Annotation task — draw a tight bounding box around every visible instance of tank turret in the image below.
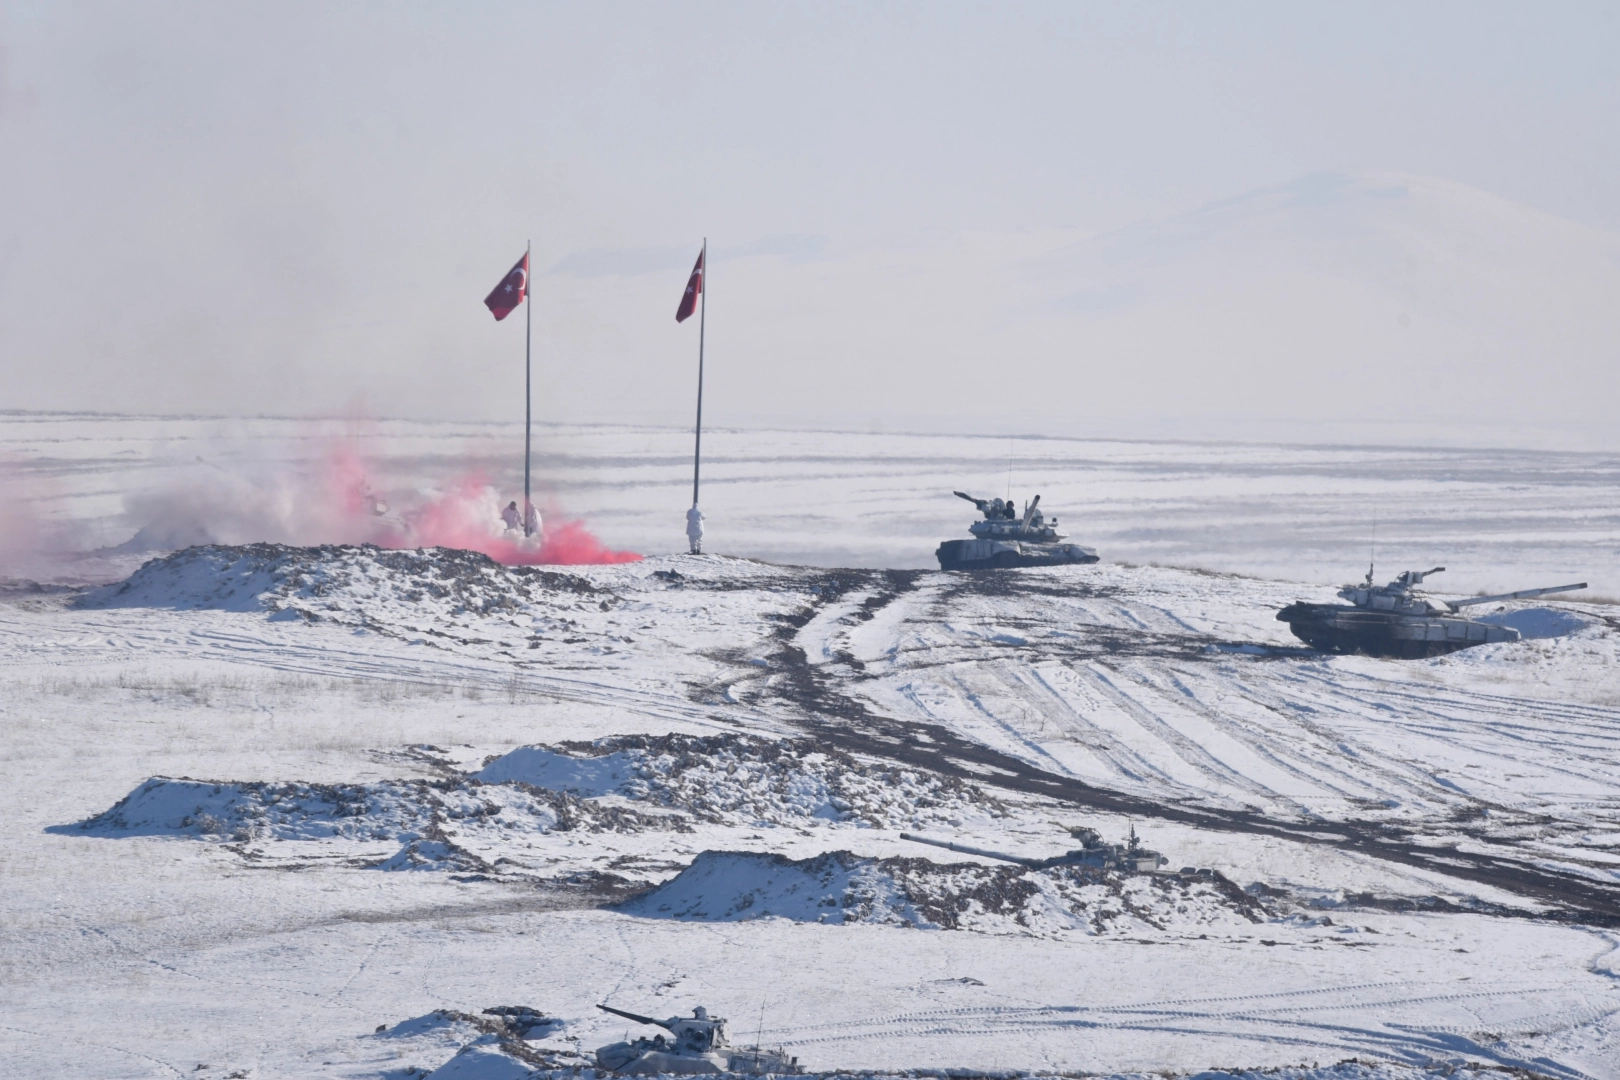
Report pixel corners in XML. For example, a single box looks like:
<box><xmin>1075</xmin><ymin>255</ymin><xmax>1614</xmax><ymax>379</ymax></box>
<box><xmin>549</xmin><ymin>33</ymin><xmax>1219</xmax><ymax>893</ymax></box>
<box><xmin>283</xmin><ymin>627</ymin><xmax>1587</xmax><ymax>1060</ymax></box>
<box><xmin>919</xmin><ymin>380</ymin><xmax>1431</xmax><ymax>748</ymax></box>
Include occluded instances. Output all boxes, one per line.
<box><xmin>900</xmin><ymin>825</ymin><xmax>1167</xmax><ymax>873</ymax></box>
<box><xmin>594</xmin><ymin>1004</ymin><xmax>801</xmax><ymax>1075</ymax></box>
<box><xmin>937</xmin><ymin>491</ymin><xmax>1099</xmax><ymax>571</ymax></box>
<box><xmin>1278</xmin><ymin>565</ymin><xmax>1587</xmax><ymax>659</ymax></box>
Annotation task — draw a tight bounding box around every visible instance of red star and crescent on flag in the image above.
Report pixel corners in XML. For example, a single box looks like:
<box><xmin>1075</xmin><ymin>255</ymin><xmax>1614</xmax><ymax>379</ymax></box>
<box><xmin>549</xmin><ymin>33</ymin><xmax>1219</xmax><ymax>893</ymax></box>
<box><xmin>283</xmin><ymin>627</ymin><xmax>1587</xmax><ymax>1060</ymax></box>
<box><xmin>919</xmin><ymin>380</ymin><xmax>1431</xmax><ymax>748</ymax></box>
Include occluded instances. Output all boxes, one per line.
<box><xmin>483</xmin><ymin>252</ymin><xmax>529</xmax><ymax>321</ymax></box>
<box><xmin>675</xmin><ymin>248</ymin><xmax>704</xmax><ymax>323</ymax></box>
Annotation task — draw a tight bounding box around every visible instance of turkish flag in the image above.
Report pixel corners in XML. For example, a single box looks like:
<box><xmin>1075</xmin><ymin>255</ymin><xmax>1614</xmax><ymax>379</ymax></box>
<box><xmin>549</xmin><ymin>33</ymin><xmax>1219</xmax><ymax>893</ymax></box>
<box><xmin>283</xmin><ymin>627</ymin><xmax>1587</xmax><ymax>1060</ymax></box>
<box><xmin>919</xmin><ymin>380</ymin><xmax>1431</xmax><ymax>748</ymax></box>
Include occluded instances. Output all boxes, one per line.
<box><xmin>675</xmin><ymin>248</ymin><xmax>703</xmax><ymax>323</ymax></box>
<box><xmin>484</xmin><ymin>252</ymin><xmax>528</xmax><ymax>321</ymax></box>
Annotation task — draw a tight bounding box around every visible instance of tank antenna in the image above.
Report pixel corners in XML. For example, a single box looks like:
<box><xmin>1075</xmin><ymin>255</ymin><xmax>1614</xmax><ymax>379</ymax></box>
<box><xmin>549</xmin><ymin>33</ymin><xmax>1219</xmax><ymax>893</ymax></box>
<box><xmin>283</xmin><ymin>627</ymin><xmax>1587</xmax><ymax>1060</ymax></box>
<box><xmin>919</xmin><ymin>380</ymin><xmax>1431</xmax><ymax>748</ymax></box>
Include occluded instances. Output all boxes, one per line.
<box><xmin>1006</xmin><ymin>437</ymin><xmax>1013</xmax><ymax>501</ymax></box>
<box><xmin>1367</xmin><ymin>511</ymin><xmax>1377</xmax><ymax>586</ymax></box>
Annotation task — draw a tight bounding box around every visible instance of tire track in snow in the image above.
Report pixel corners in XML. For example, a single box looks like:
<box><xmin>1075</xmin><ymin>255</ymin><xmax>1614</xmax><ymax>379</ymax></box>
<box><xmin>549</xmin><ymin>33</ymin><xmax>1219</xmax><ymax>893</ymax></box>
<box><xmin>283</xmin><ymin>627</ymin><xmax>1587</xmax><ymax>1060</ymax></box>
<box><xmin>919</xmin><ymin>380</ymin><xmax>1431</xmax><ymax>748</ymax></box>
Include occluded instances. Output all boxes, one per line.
<box><xmin>1253</xmin><ymin>667</ymin><xmax>1620</xmax><ymax>815</ymax></box>
<box><xmin>1020</xmin><ymin>661</ymin><xmax>1171</xmax><ymax>788</ymax></box>
<box><xmin>943</xmin><ymin>666</ymin><xmax>1084</xmax><ymax>779</ymax></box>
<box><xmin>1181</xmin><ymin>664</ymin><xmax>1499</xmax><ymax>814</ymax></box>
<box><xmin>773</xmin><ymin>988</ymin><xmax>1611</xmax><ymax>1079</ymax></box>
<box><xmin>11</xmin><ymin>561</ymin><xmax>1620</xmax><ymax>923</ymax></box>
<box><xmin>1075</xmin><ymin>660</ymin><xmax>1284</xmax><ymax>803</ymax></box>
<box><xmin>1149</xmin><ymin>665</ymin><xmax>1411</xmax><ymax>814</ymax></box>
<box><xmin>0</xmin><ymin>1023</ymin><xmax>187</xmax><ymax>1077</ymax></box>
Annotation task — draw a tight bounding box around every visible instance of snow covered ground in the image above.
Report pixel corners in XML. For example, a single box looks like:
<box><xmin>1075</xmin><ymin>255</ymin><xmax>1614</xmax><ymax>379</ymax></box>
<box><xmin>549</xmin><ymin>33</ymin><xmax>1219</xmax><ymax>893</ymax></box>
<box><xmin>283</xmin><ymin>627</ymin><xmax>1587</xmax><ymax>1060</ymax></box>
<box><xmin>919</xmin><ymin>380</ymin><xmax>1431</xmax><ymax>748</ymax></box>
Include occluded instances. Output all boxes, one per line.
<box><xmin>3</xmin><ymin>415</ymin><xmax>1619</xmax><ymax>1079</ymax></box>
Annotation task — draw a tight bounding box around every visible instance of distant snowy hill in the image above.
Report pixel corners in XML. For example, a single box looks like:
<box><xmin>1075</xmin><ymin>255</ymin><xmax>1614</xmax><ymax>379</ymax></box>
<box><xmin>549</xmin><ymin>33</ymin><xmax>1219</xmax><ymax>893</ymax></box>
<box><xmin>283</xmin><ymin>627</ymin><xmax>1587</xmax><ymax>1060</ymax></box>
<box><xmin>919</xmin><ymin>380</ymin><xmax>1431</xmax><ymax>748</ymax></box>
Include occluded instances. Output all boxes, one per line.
<box><xmin>1004</xmin><ymin>171</ymin><xmax>1620</xmax><ymax>434</ymax></box>
<box><xmin>531</xmin><ymin>170</ymin><xmax>1620</xmax><ymax>444</ymax></box>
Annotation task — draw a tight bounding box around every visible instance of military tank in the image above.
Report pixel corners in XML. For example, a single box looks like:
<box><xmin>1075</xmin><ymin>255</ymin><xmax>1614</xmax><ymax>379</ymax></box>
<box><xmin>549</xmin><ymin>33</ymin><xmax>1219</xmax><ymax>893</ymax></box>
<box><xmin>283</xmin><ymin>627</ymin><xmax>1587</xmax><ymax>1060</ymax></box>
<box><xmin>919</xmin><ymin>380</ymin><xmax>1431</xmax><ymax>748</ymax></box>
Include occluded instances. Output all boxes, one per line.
<box><xmin>901</xmin><ymin>824</ymin><xmax>1168</xmax><ymax>873</ymax></box>
<box><xmin>936</xmin><ymin>491</ymin><xmax>1099</xmax><ymax>571</ymax></box>
<box><xmin>594</xmin><ymin>1004</ymin><xmax>802</xmax><ymax>1075</ymax></box>
<box><xmin>1277</xmin><ymin>565</ymin><xmax>1587</xmax><ymax>659</ymax></box>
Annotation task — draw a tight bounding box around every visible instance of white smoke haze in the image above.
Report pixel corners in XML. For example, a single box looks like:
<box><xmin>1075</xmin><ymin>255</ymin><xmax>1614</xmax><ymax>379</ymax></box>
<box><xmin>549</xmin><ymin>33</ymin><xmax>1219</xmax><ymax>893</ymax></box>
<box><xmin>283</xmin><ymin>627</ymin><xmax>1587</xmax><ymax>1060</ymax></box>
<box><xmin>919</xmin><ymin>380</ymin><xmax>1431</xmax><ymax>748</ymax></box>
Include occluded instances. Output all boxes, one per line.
<box><xmin>0</xmin><ymin>419</ymin><xmax>644</xmax><ymax>583</ymax></box>
<box><xmin>0</xmin><ymin>460</ymin><xmax>46</xmax><ymax>581</ymax></box>
<box><xmin>115</xmin><ymin>446</ymin><xmax>375</xmax><ymax>551</ymax></box>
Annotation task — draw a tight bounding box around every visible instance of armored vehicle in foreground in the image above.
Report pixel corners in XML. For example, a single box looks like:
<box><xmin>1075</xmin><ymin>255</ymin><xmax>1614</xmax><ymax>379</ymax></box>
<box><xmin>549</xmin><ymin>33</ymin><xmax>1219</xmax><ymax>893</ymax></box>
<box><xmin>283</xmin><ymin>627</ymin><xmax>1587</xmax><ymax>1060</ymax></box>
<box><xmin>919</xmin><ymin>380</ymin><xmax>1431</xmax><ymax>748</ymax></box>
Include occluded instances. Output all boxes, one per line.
<box><xmin>902</xmin><ymin>824</ymin><xmax>1167</xmax><ymax>873</ymax></box>
<box><xmin>595</xmin><ymin>1004</ymin><xmax>801</xmax><ymax>1075</ymax></box>
<box><xmin>1277</xmin><ymin>566</ymin><xmax>1587</xmax><ymax>659</ymax></box>
<box><xmin>936</xmin><ymin>491</ymin><xmax>1099</xmax><ymax>571</ymax></box>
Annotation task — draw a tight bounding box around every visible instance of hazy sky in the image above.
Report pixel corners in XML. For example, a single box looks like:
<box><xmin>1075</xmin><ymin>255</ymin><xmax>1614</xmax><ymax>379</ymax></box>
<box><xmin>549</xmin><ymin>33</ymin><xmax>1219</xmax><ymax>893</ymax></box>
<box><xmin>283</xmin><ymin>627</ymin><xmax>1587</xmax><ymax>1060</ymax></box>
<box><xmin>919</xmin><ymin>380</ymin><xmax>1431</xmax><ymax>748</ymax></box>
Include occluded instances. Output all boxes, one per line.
<box><xmin>2</xmin><ymin>2</ymin><xmax>1618</xmax><ymax>444</ymax></box>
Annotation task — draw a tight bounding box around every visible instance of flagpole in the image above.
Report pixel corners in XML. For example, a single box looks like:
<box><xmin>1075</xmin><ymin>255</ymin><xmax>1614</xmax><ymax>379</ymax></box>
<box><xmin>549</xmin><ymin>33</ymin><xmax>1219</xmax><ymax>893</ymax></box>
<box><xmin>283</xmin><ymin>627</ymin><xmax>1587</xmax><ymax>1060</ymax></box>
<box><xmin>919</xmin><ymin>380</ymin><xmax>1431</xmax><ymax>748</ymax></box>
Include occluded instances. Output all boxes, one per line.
<box><xmin>692</xmin><ymin>238</ymin><xmax>706</xmax><ymax>513</ymax></box>
<box><xmin>523</xmin><ymin>239</ymin><xmax>533</xmax><ymax>536</ymax></box>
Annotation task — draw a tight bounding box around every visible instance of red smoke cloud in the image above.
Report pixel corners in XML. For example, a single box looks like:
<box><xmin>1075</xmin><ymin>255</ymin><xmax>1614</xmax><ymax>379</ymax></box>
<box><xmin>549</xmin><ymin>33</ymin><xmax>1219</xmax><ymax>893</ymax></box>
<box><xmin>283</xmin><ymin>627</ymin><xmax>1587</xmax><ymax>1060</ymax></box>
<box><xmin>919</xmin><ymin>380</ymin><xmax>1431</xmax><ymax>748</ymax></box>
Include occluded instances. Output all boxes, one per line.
<box><xmin>387</xmin><ymin>470</ymin><xmax>640</xmax><ymax>566</ymax></box>
<box><xmin>118</xmin><ymin>437</ymin><xmax>642</xmax><ymax>567</ymax></box>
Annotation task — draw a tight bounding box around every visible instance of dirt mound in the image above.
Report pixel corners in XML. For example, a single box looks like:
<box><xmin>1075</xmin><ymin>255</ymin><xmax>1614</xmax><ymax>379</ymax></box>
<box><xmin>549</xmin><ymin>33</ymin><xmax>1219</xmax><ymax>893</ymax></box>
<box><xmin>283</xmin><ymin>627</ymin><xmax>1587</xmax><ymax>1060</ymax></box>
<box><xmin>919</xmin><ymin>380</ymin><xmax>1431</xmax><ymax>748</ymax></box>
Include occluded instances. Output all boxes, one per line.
<box><xmin>478</xmin><ymin>733</ymin><xmax>1005</xmax><ymax>830</ymax></box>
<box><xmin>619</xmin><ymin>849</ymin><xmax>1268</xmax><ymax>936</ymax></box>
<box><xmin>75</xmin><ymin>542</ymin><xmax>605</xmax><ymax>619</ymax></box>
<box><xmin>56</xmin><ymin>774</ymin><xmax>682</xmax><ymax>845</ymax></box>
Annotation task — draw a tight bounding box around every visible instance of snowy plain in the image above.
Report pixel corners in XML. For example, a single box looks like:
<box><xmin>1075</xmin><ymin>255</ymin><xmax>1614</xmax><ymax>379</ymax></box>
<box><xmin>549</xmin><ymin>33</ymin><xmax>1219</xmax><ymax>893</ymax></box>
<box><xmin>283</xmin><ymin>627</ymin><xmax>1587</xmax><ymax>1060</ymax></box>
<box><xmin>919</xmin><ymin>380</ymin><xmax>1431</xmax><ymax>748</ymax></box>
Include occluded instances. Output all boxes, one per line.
<box><xmin>2</xmin><ymin>412</ymin><xmax>1619</xmax><ymax>1080</ymax></box>
<box><xmin>3</xmin><ymin>411</ymin><xmax>1615</xmax><ymax>594</ymax></box>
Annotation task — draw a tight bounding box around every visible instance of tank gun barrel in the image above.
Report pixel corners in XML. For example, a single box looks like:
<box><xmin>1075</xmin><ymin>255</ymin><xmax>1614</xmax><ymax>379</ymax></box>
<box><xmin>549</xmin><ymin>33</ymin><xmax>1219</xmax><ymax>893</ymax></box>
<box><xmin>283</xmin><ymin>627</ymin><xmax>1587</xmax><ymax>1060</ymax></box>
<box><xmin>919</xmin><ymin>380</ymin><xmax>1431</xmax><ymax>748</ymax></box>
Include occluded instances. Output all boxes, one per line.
<box><xmin>1448</xmin><ymin>582</ymin><xmax>1587</xmax><ymax>609</ymax></box>
<box><xmin>1019</xmin><ymin>494</ymin><xmax>1041</xmax><ymax>533</ymax></box>
<box><xmin>953</xmin><ymin>490</ymin><xmax>991</xmax><ymax>512</ymax></box>
<box><xmin>899</xmin><ymin>832</ymin><xmax>1044</xmax><ymax>867</ymax></box>
<box><xmin>597</xmin><ymin>1004</ymin><xmax>673</xmax><ymax>1031</ymax></box>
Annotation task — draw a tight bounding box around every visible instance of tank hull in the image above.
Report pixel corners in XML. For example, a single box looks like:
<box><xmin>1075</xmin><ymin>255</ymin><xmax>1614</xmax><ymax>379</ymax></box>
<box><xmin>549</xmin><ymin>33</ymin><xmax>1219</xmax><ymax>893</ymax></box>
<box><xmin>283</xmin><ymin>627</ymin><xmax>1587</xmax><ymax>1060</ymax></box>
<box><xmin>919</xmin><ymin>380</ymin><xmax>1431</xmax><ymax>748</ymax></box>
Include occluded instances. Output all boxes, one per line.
<box><xmin>597</xmin><ymin>1048</ymin><xmax>726</xmax><ymax>1075</ymax></box>
<box><xmin>597</xmin><ymin>1047</ymin><xmax>799</xmax><ymax>1075</ymax></box>
<box><xmin>1276</xmin><ymin>602</ymin><xmax>1520</xmax><ymax>659</ymax></box>
<box><xmin>937</xmin><ymin>538</ymin><xmax>1099</xmax><ymax>571</ymax></box>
